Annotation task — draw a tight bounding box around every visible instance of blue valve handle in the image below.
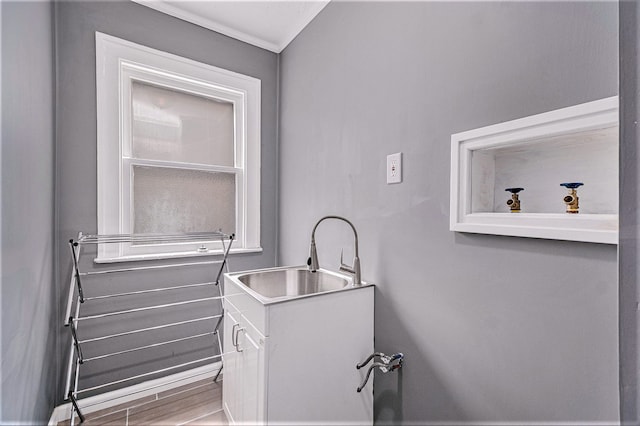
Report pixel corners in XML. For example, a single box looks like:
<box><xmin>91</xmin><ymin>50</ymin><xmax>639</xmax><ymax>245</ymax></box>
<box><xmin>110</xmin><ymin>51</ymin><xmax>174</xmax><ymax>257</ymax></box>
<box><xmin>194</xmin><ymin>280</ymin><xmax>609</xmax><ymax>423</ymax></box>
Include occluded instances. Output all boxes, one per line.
<box><xmin>390</xmin><ymin>353</ymin><xmax>404</xmax><ymax>361</ymax></box>
<box><xmin>560</xmin><ymin>182</ymin><xmax>583</xmax><ymax>189</ymax></box>
<box><xmin>505</xmin><ymin>187</ymin><xmax>524</xmax><ymax>194</ymax></box>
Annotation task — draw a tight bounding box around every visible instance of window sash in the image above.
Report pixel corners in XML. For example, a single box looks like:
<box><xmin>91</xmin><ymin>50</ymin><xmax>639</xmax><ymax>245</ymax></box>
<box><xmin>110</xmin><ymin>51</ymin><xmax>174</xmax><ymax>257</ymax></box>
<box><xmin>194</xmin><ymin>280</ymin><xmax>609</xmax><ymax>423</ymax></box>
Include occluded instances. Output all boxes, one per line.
<box><xmin>119</xmin><ymin>64</ymin><xmax>245</xmax><ymax>259</ymax></box>
<box><xmin>130</xmin><ymin>80</ymin><xmax>236</xmax><ymax>167</ymax></box>
<box><xmin>121</xmin><ymin>63</ymin><xmax>246</xmax><ymax>167</ymax></box>
<box><xmin>120</xmin><ymin>158</ymin><xmax>243</xmax><ymax>258</ymax></box>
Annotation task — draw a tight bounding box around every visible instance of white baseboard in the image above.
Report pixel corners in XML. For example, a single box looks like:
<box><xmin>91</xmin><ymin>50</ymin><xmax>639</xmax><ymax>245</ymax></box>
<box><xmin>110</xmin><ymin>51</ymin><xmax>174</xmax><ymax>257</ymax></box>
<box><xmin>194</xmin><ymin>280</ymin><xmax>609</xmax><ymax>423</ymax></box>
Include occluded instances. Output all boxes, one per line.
<box><xmin>48</xmin><ymin>362</ymin><xmax>222</xmax><ymax>425</ymax></box>
<box><xmin>48</xmin><ymin>405</ymin><xmax>70</xmax><ymax>426</ymax></box>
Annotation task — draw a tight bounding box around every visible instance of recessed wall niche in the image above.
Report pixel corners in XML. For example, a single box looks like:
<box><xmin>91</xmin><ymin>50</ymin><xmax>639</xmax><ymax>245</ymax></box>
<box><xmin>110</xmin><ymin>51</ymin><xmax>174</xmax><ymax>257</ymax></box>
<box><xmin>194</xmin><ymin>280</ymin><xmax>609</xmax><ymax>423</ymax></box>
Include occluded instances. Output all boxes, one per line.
<box><xmin>450</xmin><ymin>96</ymin><xmax>618</xmax><ymax>244</ymax></box>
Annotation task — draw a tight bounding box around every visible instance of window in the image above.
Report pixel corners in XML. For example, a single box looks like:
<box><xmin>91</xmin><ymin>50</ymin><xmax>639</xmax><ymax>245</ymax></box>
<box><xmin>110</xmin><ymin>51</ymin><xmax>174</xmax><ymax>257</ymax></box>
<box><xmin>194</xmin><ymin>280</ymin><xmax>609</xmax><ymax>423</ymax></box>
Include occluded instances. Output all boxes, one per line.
<box><xmin>96</xmin><ymin>32</ymin><xmax>261</xmax><ymax>261</ymax></box>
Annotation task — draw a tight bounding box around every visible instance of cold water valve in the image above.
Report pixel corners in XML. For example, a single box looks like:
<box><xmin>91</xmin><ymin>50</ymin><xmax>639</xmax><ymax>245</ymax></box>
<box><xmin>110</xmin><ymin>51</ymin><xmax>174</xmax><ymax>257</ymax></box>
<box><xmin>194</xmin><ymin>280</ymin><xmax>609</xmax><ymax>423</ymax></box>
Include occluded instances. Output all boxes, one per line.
<box><xmin>560</xmin><ymin>182</ymin><xmax>584</xmax><ymax>214</ymax></box>
<box><xmin>505</xmin><ymin>187</ymin><xmax>524</xmax><ymax>212</ymax></box>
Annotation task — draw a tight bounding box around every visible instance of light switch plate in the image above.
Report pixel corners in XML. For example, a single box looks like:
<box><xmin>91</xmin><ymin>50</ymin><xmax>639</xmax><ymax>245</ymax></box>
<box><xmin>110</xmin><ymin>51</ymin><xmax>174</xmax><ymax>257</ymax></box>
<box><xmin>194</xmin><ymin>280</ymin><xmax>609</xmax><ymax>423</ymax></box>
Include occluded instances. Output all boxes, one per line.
<box><xmin>387</xmin><ymin>152</ymin><xmax>402</xmax><ymax>184</ymax></box>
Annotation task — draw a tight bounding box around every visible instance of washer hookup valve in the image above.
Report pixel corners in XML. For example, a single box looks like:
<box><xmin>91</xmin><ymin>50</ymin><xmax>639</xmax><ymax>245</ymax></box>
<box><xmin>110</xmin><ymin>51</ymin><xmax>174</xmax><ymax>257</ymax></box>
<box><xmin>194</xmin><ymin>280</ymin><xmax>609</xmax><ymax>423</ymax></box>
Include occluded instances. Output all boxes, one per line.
<box><xmin>560</xmin><ymin>182</ymin><xmax>584</xmax><ymax>214</ymax></box>
<box><xmin>505</xmin><ymin>187</ymin><xmax>524</xmax><ymax>212</ymax></box>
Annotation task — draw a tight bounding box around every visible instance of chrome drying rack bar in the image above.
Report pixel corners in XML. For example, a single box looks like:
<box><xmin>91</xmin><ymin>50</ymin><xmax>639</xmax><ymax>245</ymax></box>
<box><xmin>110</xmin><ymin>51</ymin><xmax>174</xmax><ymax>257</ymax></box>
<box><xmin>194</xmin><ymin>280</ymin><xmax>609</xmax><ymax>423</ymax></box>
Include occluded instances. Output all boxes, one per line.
<box><xmin>63</xmin><ymin>232</ymin><xmax>234</xmax><ymax>424</ymax></box>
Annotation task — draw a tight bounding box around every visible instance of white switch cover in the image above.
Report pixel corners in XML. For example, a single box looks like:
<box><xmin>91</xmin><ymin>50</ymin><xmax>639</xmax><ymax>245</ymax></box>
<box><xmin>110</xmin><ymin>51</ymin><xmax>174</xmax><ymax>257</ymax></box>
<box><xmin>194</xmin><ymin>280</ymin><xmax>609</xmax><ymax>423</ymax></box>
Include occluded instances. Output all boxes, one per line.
<box><xmin>387</xmin><ymin>152</ymin><xmax>402</xmax><ymax>184</ymax></box>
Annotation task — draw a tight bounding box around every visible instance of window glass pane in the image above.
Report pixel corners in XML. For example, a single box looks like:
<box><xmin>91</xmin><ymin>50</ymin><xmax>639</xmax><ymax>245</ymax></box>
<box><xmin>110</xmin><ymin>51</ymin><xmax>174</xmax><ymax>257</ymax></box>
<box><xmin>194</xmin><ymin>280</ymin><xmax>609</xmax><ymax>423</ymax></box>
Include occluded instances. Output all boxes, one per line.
<box><xmin>132</xmin><ymin>165</ymin><xmax>236</xmax><ymax>235</ymax></box>
<box><xmin>131</xmin><ymin>81</ymin><xmax>234</xmax><ymax>167</ymax></box>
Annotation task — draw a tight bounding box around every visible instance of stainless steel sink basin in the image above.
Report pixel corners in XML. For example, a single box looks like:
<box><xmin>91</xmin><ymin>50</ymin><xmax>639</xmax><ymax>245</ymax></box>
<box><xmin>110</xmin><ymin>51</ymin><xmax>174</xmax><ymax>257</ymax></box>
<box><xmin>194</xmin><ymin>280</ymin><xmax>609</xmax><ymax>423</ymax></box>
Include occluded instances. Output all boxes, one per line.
<box><xmin>237</xmin><ymin>268</ymin><xmax>349</xmax><ymax>299</ymax></box>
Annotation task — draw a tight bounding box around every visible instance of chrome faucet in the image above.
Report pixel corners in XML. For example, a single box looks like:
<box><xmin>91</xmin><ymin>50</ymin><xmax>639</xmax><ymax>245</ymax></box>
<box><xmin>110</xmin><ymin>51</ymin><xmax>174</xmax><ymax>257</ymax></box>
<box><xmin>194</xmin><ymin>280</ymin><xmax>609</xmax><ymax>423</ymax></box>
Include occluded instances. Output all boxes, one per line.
<box><xmin>307</xmin><ymin>215</ymin><xmax>362</xmax><ymax>285</ymax></box>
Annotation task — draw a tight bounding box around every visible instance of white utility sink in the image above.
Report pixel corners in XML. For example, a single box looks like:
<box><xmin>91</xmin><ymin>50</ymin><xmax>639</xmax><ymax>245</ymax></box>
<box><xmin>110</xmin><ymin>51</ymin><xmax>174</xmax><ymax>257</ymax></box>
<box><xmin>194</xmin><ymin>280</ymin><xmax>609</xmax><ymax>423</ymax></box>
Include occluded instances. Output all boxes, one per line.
<box><xmin>222</xmin><ymin>266</ymin><xmax>374</xmax><ymax>425</ymax></box>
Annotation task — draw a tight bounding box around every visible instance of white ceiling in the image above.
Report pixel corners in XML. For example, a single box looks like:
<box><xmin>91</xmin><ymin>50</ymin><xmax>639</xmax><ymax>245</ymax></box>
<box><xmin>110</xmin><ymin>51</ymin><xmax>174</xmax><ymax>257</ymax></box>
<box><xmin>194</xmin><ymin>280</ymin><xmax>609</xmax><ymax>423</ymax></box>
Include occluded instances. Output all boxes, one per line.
<box><xmin>132</xmin><ymin>0</ymin><xmax>330</xmax><ymax>53</ymax></box>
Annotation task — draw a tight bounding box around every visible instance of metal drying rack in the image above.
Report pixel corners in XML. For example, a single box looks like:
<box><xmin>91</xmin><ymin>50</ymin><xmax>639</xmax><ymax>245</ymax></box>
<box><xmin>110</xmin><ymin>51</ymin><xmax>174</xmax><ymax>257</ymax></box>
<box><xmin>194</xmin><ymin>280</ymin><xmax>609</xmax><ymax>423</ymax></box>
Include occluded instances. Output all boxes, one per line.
<box><xmin>63</xmin><ymin>231</ymin><xmax>234</xmax><ymax>424</ymax></box>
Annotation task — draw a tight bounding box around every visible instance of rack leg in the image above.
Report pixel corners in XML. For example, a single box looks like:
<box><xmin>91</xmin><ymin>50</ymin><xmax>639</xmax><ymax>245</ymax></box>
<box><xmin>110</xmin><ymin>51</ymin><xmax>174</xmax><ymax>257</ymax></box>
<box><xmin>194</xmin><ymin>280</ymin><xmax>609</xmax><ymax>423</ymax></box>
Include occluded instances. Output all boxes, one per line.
<box><xmin>214</xmin><ymin>234</ymin><xmax>234</xmax><ymax>285</ymax></box>
<box><xmin>69</xmin><ymin>318</ymin><xmax>84</xmax><ymax>364</ymax></box>
<box><xmin>68</xmin><ymin>391</ymin><xmax>85</xmax><ymax>423</ymax></box>
<box><xmin>213</xmin><ymin>315</ymin><xmax>224</xmax><ymax>334</ymax></box>
<box><xmin>213</xmin><ymin>365</ymin><xmax>223</xmax><ymax>383</ymax></box>
<box><xmin>213</xmin><ymin>330</ymin><xmax>223</xmax><ymax>383</ymax></box>
<box><xmin>69</xmin><ymin>241</ymin><xmax>85</xmax><ymax>303</ymax></box>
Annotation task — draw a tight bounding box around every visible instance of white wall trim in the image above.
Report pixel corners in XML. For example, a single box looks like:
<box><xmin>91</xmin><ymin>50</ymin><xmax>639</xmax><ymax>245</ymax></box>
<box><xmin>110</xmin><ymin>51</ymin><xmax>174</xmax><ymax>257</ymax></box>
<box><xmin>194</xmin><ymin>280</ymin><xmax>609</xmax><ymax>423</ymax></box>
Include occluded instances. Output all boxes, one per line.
<box><xmin>276</xmin><ymin>1</ymin><xmax>330</xmax><ymax>51</ymax></box>
<box><xmin>48</xmin><ymin>362</ymin><xmax>221</xmax><ymax>425</ymax></box>
<box><xmin>450</xmin><ymin>96</ymin><xmax>619</xmax><ymax>244</ymax></box>
<box><xmin>96</xmin><ymin>32</ymin><xmax>261</xmax><ymax>261</ymax></box>
<box><xmin>131</xmin><ymin>0</ymin><xmax>281</xmax><ymax>52</ymax></box>
<box><xmin>130</xmin><ymin>0</ymin><xmax>329</xmax><ymax>53</ymax></box>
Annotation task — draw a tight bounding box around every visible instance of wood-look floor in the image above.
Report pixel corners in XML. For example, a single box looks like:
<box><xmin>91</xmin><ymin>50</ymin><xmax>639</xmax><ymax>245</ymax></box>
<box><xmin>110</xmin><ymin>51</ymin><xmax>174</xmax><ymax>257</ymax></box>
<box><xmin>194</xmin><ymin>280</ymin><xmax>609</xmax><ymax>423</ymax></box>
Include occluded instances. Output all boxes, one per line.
<box><xmin>58</xmin><ymin>379</ymin><xmax>227</xmax><ymax>426</ymax></box>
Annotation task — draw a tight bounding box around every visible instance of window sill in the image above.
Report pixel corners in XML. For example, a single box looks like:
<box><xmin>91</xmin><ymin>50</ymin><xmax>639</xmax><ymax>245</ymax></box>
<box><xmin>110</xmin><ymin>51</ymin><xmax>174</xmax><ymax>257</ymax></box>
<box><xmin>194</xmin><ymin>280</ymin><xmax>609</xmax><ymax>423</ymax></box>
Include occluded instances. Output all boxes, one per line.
<box><xmin>94</xmin><ymin>246</ymin><xmax>263</xmax><ymax>264</ymax></box>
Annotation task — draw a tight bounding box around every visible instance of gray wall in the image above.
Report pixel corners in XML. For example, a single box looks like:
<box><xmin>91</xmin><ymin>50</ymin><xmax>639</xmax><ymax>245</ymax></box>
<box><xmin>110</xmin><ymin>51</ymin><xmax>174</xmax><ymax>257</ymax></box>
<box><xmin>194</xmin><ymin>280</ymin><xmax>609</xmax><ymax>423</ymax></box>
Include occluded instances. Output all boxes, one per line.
<box><xmin>619</xmin><ymin>0</ymin><xmax>639</xmax><ymax>423</ymax></box>
<box><xmin>55</xmin><ymin>0</ymin><xmax>278</xmax><ymax>403</ymax></box>
<box><xmin>1</xmin><ymin>0</ymin><xmax>57</xmax><ymax>422</ymax></box>
<box><xmin>279</xmin><ymin>2</ymin><xmax>619</xmax><ymax>423</ymax></box>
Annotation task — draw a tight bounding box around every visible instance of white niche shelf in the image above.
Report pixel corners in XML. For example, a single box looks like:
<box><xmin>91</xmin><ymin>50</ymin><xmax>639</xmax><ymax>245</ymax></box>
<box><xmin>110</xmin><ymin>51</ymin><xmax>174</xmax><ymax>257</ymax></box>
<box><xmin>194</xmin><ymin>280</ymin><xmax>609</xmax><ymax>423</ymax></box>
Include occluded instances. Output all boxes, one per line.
<box><xmin>450</xmin><ymin>96</ymin><xmax>618</xmax><ymax>244</ymax></box>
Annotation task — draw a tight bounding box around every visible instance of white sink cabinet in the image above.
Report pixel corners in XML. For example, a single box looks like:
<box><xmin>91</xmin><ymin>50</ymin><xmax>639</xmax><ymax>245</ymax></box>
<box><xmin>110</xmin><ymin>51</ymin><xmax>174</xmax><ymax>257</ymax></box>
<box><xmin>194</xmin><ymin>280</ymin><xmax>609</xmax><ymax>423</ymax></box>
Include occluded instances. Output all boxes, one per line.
<box><xmin>222</xmin><ymin>267</ymin><xmax>374</xmax><ymax>425</ymax></box>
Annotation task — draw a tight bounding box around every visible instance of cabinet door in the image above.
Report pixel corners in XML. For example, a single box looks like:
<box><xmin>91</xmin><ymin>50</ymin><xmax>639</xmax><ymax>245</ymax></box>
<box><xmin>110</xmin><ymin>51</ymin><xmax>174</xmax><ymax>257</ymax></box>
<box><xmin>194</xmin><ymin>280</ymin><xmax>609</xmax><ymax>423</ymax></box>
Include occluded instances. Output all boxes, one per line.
<box><xmin>237</xmin><ymin>321</ymin><xmax>265</xmax><ymax>424</ymax></box>
<box><xmin>222</xmin><ymin>309</ymin><xmax>240</xmax><ymax>424</ymax></box>
<box><xmin>224</xmin><ymin>305</ymin><xmax>266</xmax><ymax>425</ymax></box>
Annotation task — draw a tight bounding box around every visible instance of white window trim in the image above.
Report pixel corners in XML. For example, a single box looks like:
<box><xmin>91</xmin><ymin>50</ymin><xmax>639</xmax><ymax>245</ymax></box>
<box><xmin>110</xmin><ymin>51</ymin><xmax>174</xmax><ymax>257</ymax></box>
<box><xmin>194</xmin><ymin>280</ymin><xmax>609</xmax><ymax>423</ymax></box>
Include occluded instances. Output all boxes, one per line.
<box><xmin>96</xmin><ymin>32</ymin><xmax>261</xmax><ymax>262</ymax></box>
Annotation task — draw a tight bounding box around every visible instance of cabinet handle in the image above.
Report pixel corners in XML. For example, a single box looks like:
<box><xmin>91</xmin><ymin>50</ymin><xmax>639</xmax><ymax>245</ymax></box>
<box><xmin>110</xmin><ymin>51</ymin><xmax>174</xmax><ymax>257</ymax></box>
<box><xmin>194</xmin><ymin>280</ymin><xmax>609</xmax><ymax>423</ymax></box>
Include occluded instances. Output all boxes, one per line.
<box><xmin>232</xmin><ymin>324</ymin><xmax>239</xmax><ymax>350</ymax></box>
<box><xmin>232</xmin><ymin>323</ymin><xmax>245</xmax><ymax>352</ymax></box>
